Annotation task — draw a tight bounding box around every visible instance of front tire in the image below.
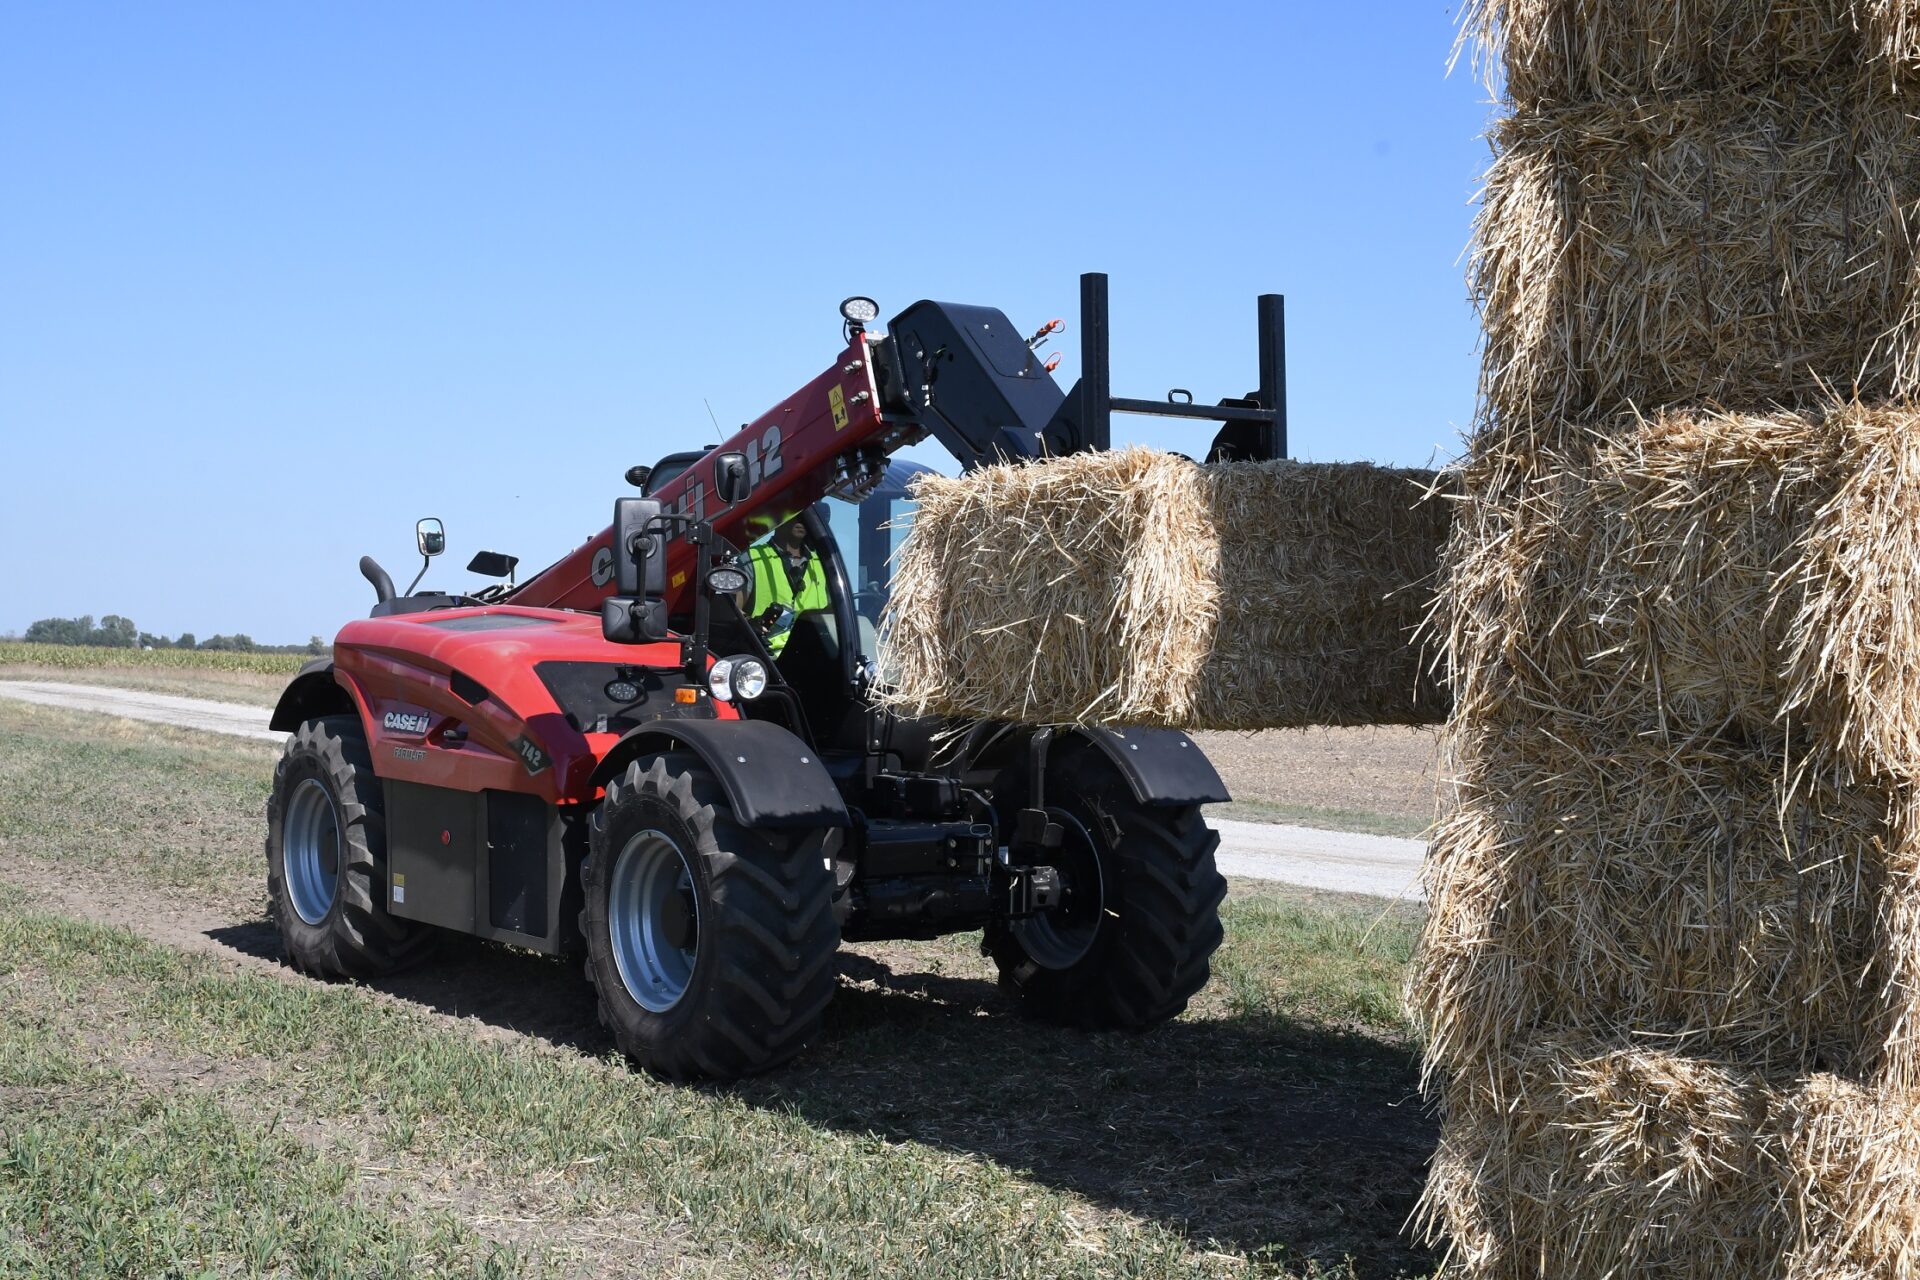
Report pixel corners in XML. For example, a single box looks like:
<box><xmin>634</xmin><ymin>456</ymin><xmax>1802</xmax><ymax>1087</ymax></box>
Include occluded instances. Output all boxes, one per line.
<box><xmin>266</xmin><ymin>715</ymin><xmax>431</xmax><ymax>979</ymax></box>
<box><xmin>582</xmin><ymin>752</ymin><xmax>838</xmax><ymax>1079</ymax></box>
<box><xmin>988</xmin><ymin>740</ymin><xmax>1227</xmax><ymax>1029</ymax></box>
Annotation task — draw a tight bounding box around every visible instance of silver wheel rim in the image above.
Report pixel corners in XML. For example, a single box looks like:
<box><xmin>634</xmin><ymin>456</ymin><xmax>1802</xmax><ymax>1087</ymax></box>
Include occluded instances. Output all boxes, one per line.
<box><xmin>1012</xmin><ymin>808</ymin><xmax>1106</xmax><ymax>970</ymax></box>
<box><xmin>608</xmin><ymin>829</ymin><xmax>700</xmax><ymax>1013</ymax></box>
<box><xmin>285</xmin><ymin>777</ymin><xmax>342</xmax><ymax>926</ymax></box>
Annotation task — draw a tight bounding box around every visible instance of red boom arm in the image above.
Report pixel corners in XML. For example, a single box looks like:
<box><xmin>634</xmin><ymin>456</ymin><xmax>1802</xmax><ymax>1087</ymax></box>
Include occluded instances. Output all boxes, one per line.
<box><xmin>507</xmin><ymin>333</ymin><xmax>912</xmax><ymax>614</ymax></box>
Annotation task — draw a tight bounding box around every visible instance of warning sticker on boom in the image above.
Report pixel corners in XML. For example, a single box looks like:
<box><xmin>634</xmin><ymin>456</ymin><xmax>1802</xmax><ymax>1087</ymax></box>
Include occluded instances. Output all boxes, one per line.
<box><xmin>828</xmin><ymin>384</ymin><xmax>848</xmax><ymax>431</ymax></box>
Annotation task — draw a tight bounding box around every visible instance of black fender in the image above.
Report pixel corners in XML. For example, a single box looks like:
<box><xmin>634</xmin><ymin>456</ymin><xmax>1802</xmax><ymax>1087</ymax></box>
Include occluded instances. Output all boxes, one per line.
<box><xmin>1075</xmin><ymin>726</ymin><xmax>1230</xmax><ymax>807</ymax></box>
<box><xmin>269</xmin><ymin>659</ymin><xmax>355</xmax><ymax>732</ymax></box>
<box><xmin>586</xmin><ymin>718</ymin><xmax>849</xmax><ymax>830</ymax></box>
<box><xmin>958</xmin><ymin>723</ymin><xmax>1230</xmax><ymax>807</ymax></box>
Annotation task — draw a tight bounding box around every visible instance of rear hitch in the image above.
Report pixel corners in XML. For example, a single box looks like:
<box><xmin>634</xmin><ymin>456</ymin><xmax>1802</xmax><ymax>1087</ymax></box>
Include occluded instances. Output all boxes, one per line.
<box><xmin>1002</xmin><ymin>767</ymin><xmax>1066</xmax><ymax>919</ymax></box>
<box><xmin>999</xmin><ymin>851</ymin><xmax>1063</xmax><ymax>918</ymax></box>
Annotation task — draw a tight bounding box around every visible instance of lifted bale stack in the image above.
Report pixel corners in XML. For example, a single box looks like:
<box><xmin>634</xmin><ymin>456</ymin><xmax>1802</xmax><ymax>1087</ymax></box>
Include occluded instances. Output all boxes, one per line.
<box><xmin>1413</xmin><ymin>4</ymin><xmax>1920</xmax><ymax>1276</ymax></box>
<box><xmin>874</xmin><ymin>446</ymin><xmax>1451</xmax><ymax>731</ymax></box>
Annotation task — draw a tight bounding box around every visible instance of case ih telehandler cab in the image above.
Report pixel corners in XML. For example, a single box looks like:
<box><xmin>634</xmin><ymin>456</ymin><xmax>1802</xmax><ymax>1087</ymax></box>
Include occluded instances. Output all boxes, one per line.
<box><xmin>266</xmin><ymin>275</ymin><xmax>1288</xmax><ymax>1079</ymax></box>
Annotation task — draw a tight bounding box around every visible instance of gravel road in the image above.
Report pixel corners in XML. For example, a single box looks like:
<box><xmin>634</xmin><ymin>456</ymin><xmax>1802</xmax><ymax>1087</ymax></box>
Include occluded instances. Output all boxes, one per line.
<box><xmin>0</xmin><ymin>678</ymin><xmax>285</xmax><ymax>741</ymax></box>
<box><xmin>0</xmin><ymin>679</ymin><xmax>1427</xmax><ymax>900</ymax></box>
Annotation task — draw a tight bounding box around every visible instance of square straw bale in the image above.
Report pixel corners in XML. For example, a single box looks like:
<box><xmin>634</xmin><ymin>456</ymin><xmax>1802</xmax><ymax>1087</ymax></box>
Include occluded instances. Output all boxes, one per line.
<box><xmin>1782</xmin><ymin>404</ymin><xmax>1920</xmax><ymax>782</ymax></box>
<box><xmin>1440</xmin><ymin>408</ymin><xmax>1842</xmax><ymax>742</ymax></box>
<box><xmin>1439</xmin><ymin>402</ymin><xmax>1920</xmax><ymax>779</ymax></box>
<box><xmin>1420</xmin><ymin>1040</ymin><xmax>1920</xmax><ymax>1280</ymax></box>
<box><xmin>1777</xmin><ymin>1072</ymin><xmax>1920</xmax><ymax>1275</ymax></box>
<box><xmin>873</xmin><ymin>447</ymin><xmax>1452</xmax><ymax>731</ymax></box>
<box><xmin>1474</xmin><ymin>83</ymin><xmax>1920</xmax><ymax>436</ymax></box>
<box><xmin>1459</xmin><ymin>0</ymin><xmax>1920</xmax><ymax>109</ymax></box>
<box><xmin>1421</xmin><ymin>1042</ymin><xmax>1791</xmax><ymax>1278</ymax></box>
<box><xmin>1410</xmin><ymin>719</ymin><xmax>1905</xmax><ymax>1082</ymax></box>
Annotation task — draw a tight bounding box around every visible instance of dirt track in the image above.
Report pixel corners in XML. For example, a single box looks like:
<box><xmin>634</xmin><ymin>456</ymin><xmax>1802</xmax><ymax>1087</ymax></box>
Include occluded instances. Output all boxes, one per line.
<box><xmin>0</xmin><ymin>679</ymin><xmax>1432</xmax><ymax>900</ymax></box>
<box><xmin>1193</xmin><ymin>726</ymin><xmax>1438</xmax><ymax>831</ymax></box>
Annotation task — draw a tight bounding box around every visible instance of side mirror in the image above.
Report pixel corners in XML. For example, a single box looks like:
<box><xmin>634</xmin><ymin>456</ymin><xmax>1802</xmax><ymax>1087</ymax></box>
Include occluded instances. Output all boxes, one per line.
<box><xmin>602</xmin><ymin>597</ymin><xmax>671</xmax><ymax>644</ymax></box>
<box><xmin>611</xmin><ymin>497</ymin><xmax>666</xmax><ymax>598</ymax></box>
<box><xmin>416</xmin><ymin>518</ymin><xmax>446</xmax><ymax>558</ymax></box>
<box><xmin>712</xmin><ymin>451</ymin><xmax>750</xmax><ymax>505</ymax></box>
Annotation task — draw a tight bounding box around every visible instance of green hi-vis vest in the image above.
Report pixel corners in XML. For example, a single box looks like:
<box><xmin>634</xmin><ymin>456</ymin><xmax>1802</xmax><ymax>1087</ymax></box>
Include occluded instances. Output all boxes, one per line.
<box><xmin>746</xmin><ymin>544</ymin><xmax>830</xmax><ymax>654</ymax></box>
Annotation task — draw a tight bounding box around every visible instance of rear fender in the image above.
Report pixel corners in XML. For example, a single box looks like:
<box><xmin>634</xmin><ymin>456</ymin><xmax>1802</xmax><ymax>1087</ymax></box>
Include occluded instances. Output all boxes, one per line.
<box><xmin>962</xmin><ymin>723</ymin><xmax>1230</xmax><ymax>807</ymax></box>
<box><xmin>1076</xmin><ymin>726</ymin><xmax>1229</xmax><ymax>807</ymax></box>
<box><xmin>586</xmin><ymin>719</ymin><xmax>848</xmax><ymax>830</ymax></box>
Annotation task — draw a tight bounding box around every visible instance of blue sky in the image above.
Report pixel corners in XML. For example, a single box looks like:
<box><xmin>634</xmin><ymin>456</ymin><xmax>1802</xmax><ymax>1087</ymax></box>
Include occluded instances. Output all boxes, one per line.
<box><xmin>1</xmin><ymin>3</ymin><xmax>1492</xmax><ymax>643</ymax></box>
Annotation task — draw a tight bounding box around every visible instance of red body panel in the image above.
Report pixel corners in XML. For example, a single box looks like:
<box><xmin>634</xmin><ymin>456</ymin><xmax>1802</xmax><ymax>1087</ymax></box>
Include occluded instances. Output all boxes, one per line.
<box><xmin>329</xmin><ymin>322</ymin><xmax>905</xmax><ymax>801</ymax></box>
<box><xmin>330</xmin><ymin>604</ymin><xmax>736</xmax><ymax>801</ymax></box>
<box><xmin>507</xmin><ymin>334</ymin><xmax>903</xmax><ymax>613</ymax></box>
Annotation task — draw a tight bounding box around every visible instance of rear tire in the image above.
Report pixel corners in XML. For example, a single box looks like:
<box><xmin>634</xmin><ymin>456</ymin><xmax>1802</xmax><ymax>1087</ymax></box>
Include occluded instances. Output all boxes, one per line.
<box><xmin>582</xmin><ymin>752</ymin><xmax>838</xmax><ymax>1080</ymax></box>
<box><xmin>987</xmin><ymin>740</ymin><xmax>1226</xmax><ymax>1029</ymax></box>
<box><xmin>266</xmin><ymin>715</ymin><xmax>432</xmax><ymax>979</ymax></box>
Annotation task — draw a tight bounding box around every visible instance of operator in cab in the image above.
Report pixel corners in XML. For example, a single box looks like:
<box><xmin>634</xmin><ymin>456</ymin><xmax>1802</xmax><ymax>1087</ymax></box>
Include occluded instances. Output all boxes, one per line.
<box><xmin>744</xmin><ymin>516</ymin><xmax>829</xmax><ymax>655</ymax></box>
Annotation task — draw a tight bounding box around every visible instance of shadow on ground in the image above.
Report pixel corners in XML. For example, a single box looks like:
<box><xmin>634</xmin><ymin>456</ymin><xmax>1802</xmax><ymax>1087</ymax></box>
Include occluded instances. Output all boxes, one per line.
<box><xmin>204</xmin><ymin>923</ymin><xmax>1437</xmax><ymax>1278</ymax></box>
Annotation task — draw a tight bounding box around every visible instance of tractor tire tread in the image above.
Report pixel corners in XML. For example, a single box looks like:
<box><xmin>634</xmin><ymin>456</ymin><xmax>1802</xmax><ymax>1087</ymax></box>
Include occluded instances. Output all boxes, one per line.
<box><xmin>583</xmin><ymin>753</ymin><xmax>837</xmax><ymax>1080</ymax></box>
<box><xmin>990</xmin><ymin>741</ymin><xmax>1226</xmax><ymax>1031</ymax></box>
<box><xmin>266</xmin><ymin>715</ymin><xmax>432</xmax><ymax>981</ymax></box>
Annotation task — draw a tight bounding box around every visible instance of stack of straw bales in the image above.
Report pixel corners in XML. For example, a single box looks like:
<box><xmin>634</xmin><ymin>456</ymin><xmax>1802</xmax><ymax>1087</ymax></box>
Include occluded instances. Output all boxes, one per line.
<box><xmin>874</xmin><ymin>446</ymin><xmax>1450</xmax><ymax>730</ymax></box>
<box><xmin>1413</xmin><ymin>4</ymin><xmax>1920</xmax><ymax>1275</ymax></box>
<box><xmin>1470</xmin><ymin>2</ymin><xmax>1920</xmax><ymax>434</ymax></box>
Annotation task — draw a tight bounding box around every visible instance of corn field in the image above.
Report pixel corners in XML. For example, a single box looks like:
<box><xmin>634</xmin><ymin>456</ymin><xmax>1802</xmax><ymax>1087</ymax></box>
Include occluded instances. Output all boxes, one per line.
<box><xmin>0</xmin><ymin>642</ymin><xmax>312</xmax><ymax>676</ymax></box>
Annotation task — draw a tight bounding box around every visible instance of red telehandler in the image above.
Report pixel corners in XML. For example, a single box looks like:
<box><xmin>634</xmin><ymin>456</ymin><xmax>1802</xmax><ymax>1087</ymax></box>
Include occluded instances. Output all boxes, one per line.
<box><xmin>266</xmin><ymin>275</ymin><xmax>1289</xmax><ymax>1078</ymax></box>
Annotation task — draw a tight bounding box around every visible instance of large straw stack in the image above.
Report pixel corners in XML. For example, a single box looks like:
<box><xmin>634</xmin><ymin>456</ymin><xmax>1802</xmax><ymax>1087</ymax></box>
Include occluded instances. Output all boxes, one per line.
<box><xmin>874</xmin><ymin>447</ymin><xmax>1450</xmax><ymax>730</ymax></box>
<box><xmin>1413</xmin><ymin>5</ymin><xmax>1920</xmax><ymax>1277</ymax></box>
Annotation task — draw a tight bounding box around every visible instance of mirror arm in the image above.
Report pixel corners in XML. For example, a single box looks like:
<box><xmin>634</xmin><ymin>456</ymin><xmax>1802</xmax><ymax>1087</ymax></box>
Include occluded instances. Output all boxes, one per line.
<box><xmin>403</xmin><ymin>554</ymin><xmax>431</xmax><ymax>596</ymax></box>
<box><xmin>681</xmin><ymin>521</ymin><xmax>715</xmax><ymax>683</ymax></box>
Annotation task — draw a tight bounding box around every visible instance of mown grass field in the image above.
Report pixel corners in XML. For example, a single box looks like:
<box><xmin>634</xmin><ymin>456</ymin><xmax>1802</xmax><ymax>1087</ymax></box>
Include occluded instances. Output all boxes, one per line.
<box><xmin>0</xmin><ymin>699</ymin><xmax>1436</xmax><ymax>1277</ymax></box>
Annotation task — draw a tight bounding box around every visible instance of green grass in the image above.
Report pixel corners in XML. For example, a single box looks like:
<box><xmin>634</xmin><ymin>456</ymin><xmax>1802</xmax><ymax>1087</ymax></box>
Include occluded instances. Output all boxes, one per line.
<box><xmin>0</xmin><ymin>641</ymin><xmax>311</xmax><ymax>676</ymax></box>
<box><xmin>0</xmin><ymin>909</ymin><xmax>1424</xmax><ymax>1278</ymax></box>
<box><xmin>0</xmin><ymin>698</ymin><xmax>1439</xmax><ymax>1277</ymax></box>
<box><xmin>1214</xmin><ymin>889</ymin><xmax>1420</xmax><ymax>1031</ymax></box>
<box><xmin>0</xmin><ymin>1063</ymin><xmax>524</xmax><ymax>1278</ymax></box>
<box><xmin>0</xmin><ymin>700</ymin><xmax>276</xmax><ymax>914</ymax></box>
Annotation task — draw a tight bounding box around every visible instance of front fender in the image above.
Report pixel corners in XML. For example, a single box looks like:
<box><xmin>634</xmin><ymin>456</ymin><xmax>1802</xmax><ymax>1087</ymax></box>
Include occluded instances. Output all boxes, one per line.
<box><xmin>586</xmin><ymin>718</ymin><xmax>848</xmax><ymax>830</ymax></box>
<box><xmin>269</xmin><ymin>659</ymin><xmax>356</xmax><ymax>732</ymax></box>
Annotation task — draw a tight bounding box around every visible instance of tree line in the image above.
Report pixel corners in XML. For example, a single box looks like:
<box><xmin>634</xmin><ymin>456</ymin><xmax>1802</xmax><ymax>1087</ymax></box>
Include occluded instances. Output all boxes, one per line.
<box><xmin>20</xmin><ymin>615</ymin><xmax>325</xmax><ymax>655</ymax></box>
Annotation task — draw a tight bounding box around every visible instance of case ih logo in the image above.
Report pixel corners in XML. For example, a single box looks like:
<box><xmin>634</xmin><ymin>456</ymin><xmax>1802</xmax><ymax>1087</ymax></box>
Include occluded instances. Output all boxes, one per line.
<box><xmin>382</xmin><ymin>711</ymin><xmax>431</xmax><ymax>735</ymax></box>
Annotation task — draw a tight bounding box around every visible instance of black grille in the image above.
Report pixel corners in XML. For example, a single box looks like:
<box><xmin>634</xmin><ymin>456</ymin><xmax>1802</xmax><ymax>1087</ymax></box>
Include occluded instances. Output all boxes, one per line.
<box><xmin>533</xmin><ymin>661</ymin><xmax>715</xmax><ymax>734</ymax></box>
<box><xmin>450</xmin><ymin>670</ymin><xmax>491</xmax><ymax>705</ymax></box>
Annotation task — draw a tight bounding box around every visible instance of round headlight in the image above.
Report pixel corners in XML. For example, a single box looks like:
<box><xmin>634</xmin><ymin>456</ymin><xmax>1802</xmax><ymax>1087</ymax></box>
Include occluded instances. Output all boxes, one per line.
<box><xmin>707</xmin><ymin>658</ymin><xmax>735</xmax><ymax>702</ymax></box>
<box><xmin>706</xmin><ymin>563</ymin><xmax>749</xmax><ymax>595</ymax></box>
<box><xmin>730</xmin><ymin>657</ymin><xmax>769</xmax><ymax>701</ymax></box>
<box><xmin>839</xmin><ymin>295</ymin><xmax>879</xmax><ymax>325</ymax></box>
